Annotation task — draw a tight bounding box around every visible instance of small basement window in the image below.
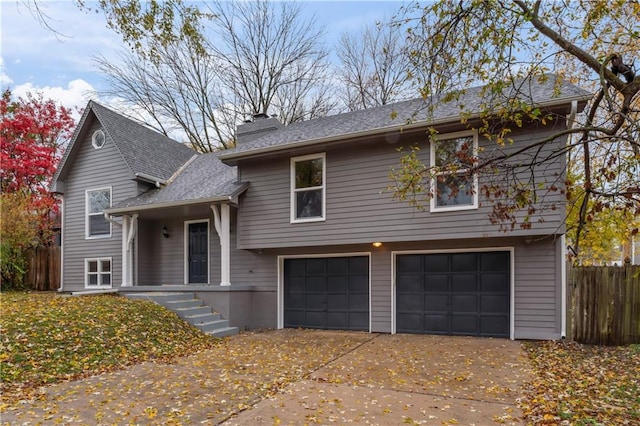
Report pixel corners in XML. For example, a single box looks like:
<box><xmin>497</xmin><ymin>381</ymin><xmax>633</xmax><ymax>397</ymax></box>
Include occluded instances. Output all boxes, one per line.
<box><xmin>85</xmin><ymin>258</ymin><xmax>112</xmax><ymax>288</ymax></box>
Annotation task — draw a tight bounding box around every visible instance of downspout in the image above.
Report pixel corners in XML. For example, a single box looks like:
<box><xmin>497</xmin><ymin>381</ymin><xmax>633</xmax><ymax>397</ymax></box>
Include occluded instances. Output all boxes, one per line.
<box><xmin>104</xmin><ymin>213</ymin><xmax>123</xmax><ymax>227</ymax></box>
<box><xmin>561</xmin><ymin>100</ymin><xmax>577</xmax><ymax>339</ymax></box>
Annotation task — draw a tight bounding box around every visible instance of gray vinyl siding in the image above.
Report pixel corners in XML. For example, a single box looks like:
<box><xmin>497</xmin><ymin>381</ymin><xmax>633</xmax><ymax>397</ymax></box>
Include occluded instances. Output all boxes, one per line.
<box><xmin>253</xmin><ymin>236</ymin><xmax>562</xmax><ymax>338</ymax></box>
<box><xmin>60</xmin><ymin>121</ymin><xmax>137</xmax><ymax>291</ymax></box>
<box><xmin>237</xmin><ymin>121</ymin><xmax>567</xmax><ymax>250</ymax></box>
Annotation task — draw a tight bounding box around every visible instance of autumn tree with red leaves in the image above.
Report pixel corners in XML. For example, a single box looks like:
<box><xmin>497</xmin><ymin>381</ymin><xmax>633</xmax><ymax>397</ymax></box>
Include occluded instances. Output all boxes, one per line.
<box><xmin>1</xmin><ymin>89</ymin><xmax>75</xmax><ymax>288</ymax></box>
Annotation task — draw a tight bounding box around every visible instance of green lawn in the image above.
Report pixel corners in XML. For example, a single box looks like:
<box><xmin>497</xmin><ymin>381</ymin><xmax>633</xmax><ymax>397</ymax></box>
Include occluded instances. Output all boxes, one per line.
<box><xmin>0</xmin><ymin>292</ymin><xmax>218</xmax><ymax>401</ymax></box>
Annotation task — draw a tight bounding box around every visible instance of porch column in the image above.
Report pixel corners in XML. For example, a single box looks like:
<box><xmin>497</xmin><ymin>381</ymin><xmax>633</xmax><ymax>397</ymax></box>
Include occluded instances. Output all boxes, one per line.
<box><xmin>211</xmin><ymin>204</ymin><xmax>231</xmax><ymax>286</ymax></box>
<box><xmin>121</xmin><ymin>214</ymin><xmax>138</xmax><ymax>287</ymax></box>
<box><xmin>121</xmin><ymin>215</ymin><xmax>130</xmax><ymax>287</ymax></box>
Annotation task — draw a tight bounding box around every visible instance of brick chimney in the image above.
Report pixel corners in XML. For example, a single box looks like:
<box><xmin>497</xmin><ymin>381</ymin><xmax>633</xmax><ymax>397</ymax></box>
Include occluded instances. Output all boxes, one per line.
<box><xmin>236</xmin><ymin>113</ymin><xmax>283</xmax><ymax>144</ymax></box>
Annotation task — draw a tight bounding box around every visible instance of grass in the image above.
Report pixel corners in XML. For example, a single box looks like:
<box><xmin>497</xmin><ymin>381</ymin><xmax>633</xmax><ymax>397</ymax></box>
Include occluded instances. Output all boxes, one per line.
<box><xmin>0</xmin><ymin>292</ymin><xmax>219</xmax><ymax>401</ymax></box>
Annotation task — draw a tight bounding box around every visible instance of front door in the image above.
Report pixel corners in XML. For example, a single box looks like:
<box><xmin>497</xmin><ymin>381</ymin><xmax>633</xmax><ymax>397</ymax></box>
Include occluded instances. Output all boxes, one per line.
<box><xmin>188</xmin><ymin>222</ymin><xmax>208</xmax><ymax>283</ymax></box>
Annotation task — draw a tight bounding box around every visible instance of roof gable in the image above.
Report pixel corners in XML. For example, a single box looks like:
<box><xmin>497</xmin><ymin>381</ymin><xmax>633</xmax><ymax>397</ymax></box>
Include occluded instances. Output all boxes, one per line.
<box><xmin>53</xmin><ymin>101</ymin><xmax>196</xmax><ymax>190</ymax></box>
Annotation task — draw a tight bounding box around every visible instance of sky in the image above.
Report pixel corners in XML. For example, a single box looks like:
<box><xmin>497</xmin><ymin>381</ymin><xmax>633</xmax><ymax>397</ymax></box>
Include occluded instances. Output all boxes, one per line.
<box><xmin>0</xmin><ymin>1</ymin><xmax>409</xmax><ymax>121</ymax></box>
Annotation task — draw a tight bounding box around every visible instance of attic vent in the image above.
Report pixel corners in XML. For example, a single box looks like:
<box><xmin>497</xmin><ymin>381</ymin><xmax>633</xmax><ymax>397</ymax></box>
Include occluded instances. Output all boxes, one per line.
<box><xmin>92</xmin><ymin>130</ymin><xmax>106</xmax><ymax>149</ymax></box>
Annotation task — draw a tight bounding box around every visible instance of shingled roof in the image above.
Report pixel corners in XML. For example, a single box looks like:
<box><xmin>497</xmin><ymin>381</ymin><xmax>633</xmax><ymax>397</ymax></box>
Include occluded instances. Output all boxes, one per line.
<box><xmin>53</xmin><ymin>101</ymin><xmax>197</xmax><ymax>187</ymax></box>
<box><xmin>219</xmin><ymin>75</ymin><xmax>591</xmax><ymax>164</ymax></box>
<box><xmin>107</xmin><ymin>152</ymin><xmax>246</xmax><ymax>213</ymax></box>
<box><xmin>90</xmin><ymin>102</ymin><xmax>197</xmax><ymax>182</ymax></box>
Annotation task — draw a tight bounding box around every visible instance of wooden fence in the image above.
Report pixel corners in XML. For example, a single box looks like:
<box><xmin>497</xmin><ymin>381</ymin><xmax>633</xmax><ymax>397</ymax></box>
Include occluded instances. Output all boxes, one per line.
<box><xmin>567</xmin><ymin>265</ymin><xmax>640</xmax><ymax>345</ymax></box>
<box><xmin>24</xmin><ymin>246</ymin><xmax>61</xmax><ymax>291</ymax></box>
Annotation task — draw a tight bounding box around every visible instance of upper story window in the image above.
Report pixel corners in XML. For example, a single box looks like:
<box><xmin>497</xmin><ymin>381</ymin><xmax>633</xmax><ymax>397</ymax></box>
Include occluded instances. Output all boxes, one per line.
<box><xmin>86</xmin><ymin>187</ymin><xmax>111</xmax><ymax>238</ymax></box>
<box><xmin>430</xmin><ymin>131</ymin><xmax>478</xmax><ymax>212</ymax></box>
<box><xmin>291</xmin><ymin>153</ymin><xmax>326</xmax><ymax>223</ymax></box>
<box><xmin>92</xmin><ymin>130</ymin><xmax>106</xmax><ymax>149</ymax></box>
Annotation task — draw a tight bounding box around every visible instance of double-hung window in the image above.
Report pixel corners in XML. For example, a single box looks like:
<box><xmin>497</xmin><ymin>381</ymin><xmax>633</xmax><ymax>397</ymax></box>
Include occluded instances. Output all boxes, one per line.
<box><xmin>430</xmin><ymin>131</ymin><xmax>478</xmax><ymax>211</ymax></box>
<box><xmin>291</xmin><ymin>153</ymin><xmax>326</xmax><ymax>222</ymax></box>
<box><xmin>85</xmin><ymin>258</ymin><xmax>112</xmax><ymax>288</ymax></box>
<box><xmin>86</xmin><ymin>187</ymin><xmax>112</xmax><ymax>238</ymax></box>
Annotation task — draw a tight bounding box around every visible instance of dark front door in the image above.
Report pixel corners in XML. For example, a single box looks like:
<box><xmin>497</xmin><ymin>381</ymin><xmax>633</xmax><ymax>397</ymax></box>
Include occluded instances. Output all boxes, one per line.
<box><xmin>188</xmin><ymin>222</ymin><xmax>208</xmax><ymax>283</ymax></box>
<box><xmin>284</xmin><ymin>256</ymin><xmax>369</xmax><ymax>331</ymax></box>
<box><xmin>396</xmin><ymin>251</ymin><xmax>510</xmax><ymax>338</ymax></box>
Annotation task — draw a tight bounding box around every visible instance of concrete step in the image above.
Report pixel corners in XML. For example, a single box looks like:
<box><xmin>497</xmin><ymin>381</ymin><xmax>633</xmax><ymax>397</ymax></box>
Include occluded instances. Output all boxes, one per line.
<box><xmin>176</xmin><ymin>306</ymin><xmax>212</xmax><ymax>320</ymax></box>
<box><xmin>163</xmin><ymin>299</ymin><xmax>203</xmax><ymax>310</ymax></box>
<box><xmin>122</xmin><ymin>292</ymin><xmax>238</xmax><ymax>338</ymax></box>
<box><xmin>198</xmin><ymin>319</ymin><xmax>230</xmax><ymax>332</ymax></box>
<box><xmin>208</xmin><ymin>327</ymin><xmax>239</xmax><ymax>338</ymax></box>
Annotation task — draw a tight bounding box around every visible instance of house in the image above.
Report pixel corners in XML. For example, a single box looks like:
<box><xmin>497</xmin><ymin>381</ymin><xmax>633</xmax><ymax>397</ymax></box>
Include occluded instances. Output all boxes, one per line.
<box><xmin>52</xmin><ymin>76</ymin><xmax>591</xmax><ymax>340</ymax></box>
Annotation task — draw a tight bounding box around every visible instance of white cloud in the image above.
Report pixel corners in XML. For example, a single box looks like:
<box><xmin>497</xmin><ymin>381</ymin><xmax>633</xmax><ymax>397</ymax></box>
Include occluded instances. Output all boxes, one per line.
<box><xmin>13</xmin><ymin>79</ymin><xmax>98</xmax><ymax>120</ymax></box>
<box><xmin>0</xmin><ymin>57</ymin><xmax>13</xmax><ymax>86</ymax></box>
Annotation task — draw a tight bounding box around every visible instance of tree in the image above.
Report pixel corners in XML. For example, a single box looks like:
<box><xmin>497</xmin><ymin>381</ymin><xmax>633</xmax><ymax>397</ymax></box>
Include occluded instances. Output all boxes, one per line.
<box><xmin>0</xmin><ymin>89</ymin><xmax>75</xmax><ymax>288</ymax></box>
<box><xmin>389</xmin><ymin>0</ymin><xmax>639</xmax><ymax>258</ymax></box>
<box><xmin>337</xmin><ymin>18</ymin><xmax>417</xmax><ymax>111</ymax></box>
<box><xmin>96</xmin><ymin>0</ymin><xmax>334</xmax><ymax>152</ymax></box>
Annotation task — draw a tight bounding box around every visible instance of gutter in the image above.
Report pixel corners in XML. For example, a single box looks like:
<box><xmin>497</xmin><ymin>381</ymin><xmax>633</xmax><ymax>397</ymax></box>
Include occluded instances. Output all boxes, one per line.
<box><xmin>220</xmin><ymin>94</ymin><xmax>591</xmax><ymax>164</ymax></box>
<box><xmin>135</xmin><ymin>172</ymin><xmax>166</xmax><ymax>188</ymax></box>
<box><xmin>104</xmin><ymin>182</ymin><xmax>249</xmax><ymax>216</ymax></box>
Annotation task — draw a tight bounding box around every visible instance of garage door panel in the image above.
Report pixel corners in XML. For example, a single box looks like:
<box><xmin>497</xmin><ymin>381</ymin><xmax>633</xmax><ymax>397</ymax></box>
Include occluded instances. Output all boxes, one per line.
<box><xmin>424</xmin><ymin>315</ymin><xmax>448</xmax><ymax>333</ymax></box>
<box><xmin>452</xmin><ymin>294</ymin><xmax>477</xmax><ymax>312</ymax></box>
<box><xmin>481</xmin><ymin>295</ymin><xmax>509</xmax><ymax>313</ymax></box>
<box><xmin>451</xmin><ymin>275</ymin><xmax>477</xmax><ymax>292</ymax></box>
<box><xmin>397</xmin><ymin>313</ymin><xmax>422</xmax><ymax>332</ymax></box>
<box><xmin>284</xmin><ymin>256</ymin><xmax>369</xmax><ymax>331</ymax></box>
<box><xmin>327</xmin><ymin>276</ymin><xmax>347</xmax><ymax>292</ymax></box>
<box><xmin>452</xmin><ymin>253</ymin><xmax>477</xmax><ymax>271</ymax></box>
<box><xmin>480</xmin><ymin>274</ymin><xmax>509</xmax><ymax>292</ymax></box>
<box><xmin>452</xmin><ymin>315</ymin><xmax>478</xmax><ymax>333</ymax></box>
<box><xmin>349</xmin><ymin>275</ymin><xmax>369</xmax><ymax>292</ymax></box>
<box><xmin>327</xmin><ymin>312</ymin><xmax>348</xmax><ymax>328</ymax></box>
<box><xmin>285</xmin><ymin>293</ymin><xmax>305</xmax><ymax>306</ymax></box>
<box><xmin>349</xmin><ymin>312</ymin><xmax>369</xmax><ymax>329</ymax></box>
<box><xmin>396</xmin><ymin>251</ymin><xmax>510</xmax><ymax>338</ymax></box>
<box><xmin>350</xmin><ymin>294</ymin><xmax>369</xmax><ymax>310</ymax></box>
<box><xmin>480</xmin><ymin>316</ymin><xmax>509</xmax><ymax>335</ymax></box>
<box><xmin>306</xmin><ymin>294</ymin><xmax>326</xmax><ymax>309</ymax></box>
<box><xmin>424</xmin><ymin>295</ymin><xmax>447</xmax><ymax>311</ymax></box>
<box><xmin>350</xmin><ymin>256</ymin><xmax>368</xmax><ymax>272</ymax></box>
<box><xmin>307</xmin><ymin>277</ymin><xmax>326</xmax><ymax>292</ymax></box>
<box><xmin>398</xmin><ymin>294</ymin><xmax>422</xmax><ymax>311</ymax></box>
<box><xmin>397</xmin><ymin>274</ymin><xmax>421</xmax><ymax>291</ymax></box>
<box><xmin>306</xmin><ymin>312</ymin><xmax>326</xmax><ymax>328</ymax></box>
<box><xmin>327</xmin><ymin>257</ymin><xmax>348</xmax><ymax>275</ymax></box>
<box><xmin>481</xmin><ymin>252</ymin><xmax>510</xmax><ymax>271</ymax></box>
<box><xmin>285</xmin><ymin>276</ymin><xmax>305</xmax><ymax>293</ymax></box>
<box><xmin>306</xmin><ymin>258</ymin><xmax>326</xmax><ymax>274</ymax></box>
<box><xmin>426</xmin><ymin>276</ymin><xmax>448</xmax><ymax>292</ymax></box>
<box><xmin>397</xmin><ymin>255</ymin><xmax>422</xmax><ymax>272</ymax></box>
<box><xmin>327</xmin><ymin>294</ymin><xmax>347</xmax><ymax>309</ymax></box>
<box><xmin>424</xmin><ymin>254</ymin><xmax>449</xmax><ymax>272</ymax></box>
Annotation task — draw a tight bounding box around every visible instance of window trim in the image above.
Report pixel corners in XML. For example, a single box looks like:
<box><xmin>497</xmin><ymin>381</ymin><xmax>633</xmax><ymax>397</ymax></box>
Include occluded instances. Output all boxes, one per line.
<box><xmin>429</xmin><ymin>130</ymin><xmax>479</xmax><ymax>212</ymax></box>
<box><xmin>85</xmin><ymin>187</ymin><xmax>112</xmax><ymax>239</ymax></box>
<box><xmin>290</xmin><ymin>152</ymin><xmax>326</xmax><ymax>223</ymax></box>
<box><xmin>92</xmin><ymin>130</ymin><xmax>106</xmax><ymax>149</ymax></box>
<box><xmin>84</xmin><ymin>257</ymin><xmax>113</xmax><ymax>289</ymax></box>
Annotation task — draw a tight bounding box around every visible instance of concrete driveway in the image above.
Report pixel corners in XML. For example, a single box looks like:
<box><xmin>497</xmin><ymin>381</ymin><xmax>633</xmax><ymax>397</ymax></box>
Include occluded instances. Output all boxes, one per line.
<box><xmin>2</xmin><ymin>330</ymin><xmax>532</xmax><ymax>425</ymax></box>
<box><xmin>223</xmin><ymin>333</ymin><xmax>532</xmax><ymax>425</ymax></box>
